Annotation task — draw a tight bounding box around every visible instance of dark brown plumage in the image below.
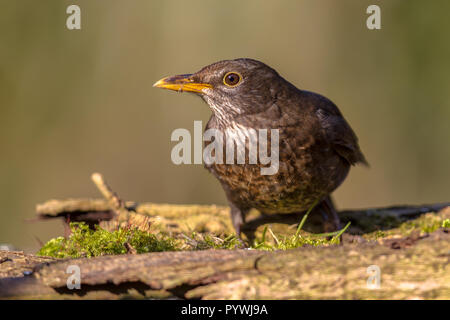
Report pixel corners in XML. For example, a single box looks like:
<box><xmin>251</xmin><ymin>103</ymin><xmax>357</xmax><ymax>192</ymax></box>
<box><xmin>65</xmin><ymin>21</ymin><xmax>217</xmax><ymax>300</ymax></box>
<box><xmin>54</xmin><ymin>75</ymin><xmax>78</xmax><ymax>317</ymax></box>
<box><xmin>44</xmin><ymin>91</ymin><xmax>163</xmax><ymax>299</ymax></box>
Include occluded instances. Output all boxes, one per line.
<box><xmin>154</xmin><ymin>58</ymin><xmax>367</xmax><ymax>236</ymax></box>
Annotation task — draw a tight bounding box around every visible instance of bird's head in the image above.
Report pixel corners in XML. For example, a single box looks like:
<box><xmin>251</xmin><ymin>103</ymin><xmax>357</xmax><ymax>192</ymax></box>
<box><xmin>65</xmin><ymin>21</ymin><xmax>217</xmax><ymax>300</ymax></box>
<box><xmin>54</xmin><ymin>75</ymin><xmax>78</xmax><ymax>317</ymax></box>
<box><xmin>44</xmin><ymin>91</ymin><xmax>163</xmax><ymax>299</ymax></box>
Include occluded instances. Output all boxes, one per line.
<box><xmin>153</xmin><ymin>58</ymin><xmax>283</xmax><ymax>123</ymax></box>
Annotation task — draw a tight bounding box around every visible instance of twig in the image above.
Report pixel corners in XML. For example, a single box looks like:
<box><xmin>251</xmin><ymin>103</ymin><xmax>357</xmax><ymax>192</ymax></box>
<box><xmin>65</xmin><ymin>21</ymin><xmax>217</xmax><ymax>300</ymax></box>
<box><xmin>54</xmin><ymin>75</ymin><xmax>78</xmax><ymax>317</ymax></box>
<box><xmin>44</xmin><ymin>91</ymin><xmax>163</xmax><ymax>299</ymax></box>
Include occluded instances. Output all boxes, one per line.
<box><xmin>124</xmin><ymin>242</ymin><xmax>137</xmax><ymax>255</ymax></box>
<box><xmin>91</xmin><ymin>173</ymin><xmax>133</xmax><ymax>230</ymax></box>
<box><xmin>91</xmin><ymin>173</ymin><xmax>123</xmax><ymax>210</ymax></box>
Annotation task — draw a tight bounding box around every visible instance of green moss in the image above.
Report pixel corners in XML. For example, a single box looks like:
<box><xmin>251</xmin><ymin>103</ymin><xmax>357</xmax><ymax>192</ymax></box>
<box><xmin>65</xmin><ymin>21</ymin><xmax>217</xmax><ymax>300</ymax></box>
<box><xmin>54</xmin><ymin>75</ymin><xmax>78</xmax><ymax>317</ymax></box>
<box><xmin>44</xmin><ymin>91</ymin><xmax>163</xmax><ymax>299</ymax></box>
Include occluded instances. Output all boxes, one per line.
<box><xmin>179</xmin><ymin>203</ymin><xmax>352</xmax><ymax>251</ymax></box>
<box><xmin>396</xmin><ymin>213</ymin><xmax>444</xmax><ymax>235</ymax></box>
<box><xmin>37</xmin><ymin>209</ymin><xmax>448</xmax><ymax>257</ymax></box>
<box><xmin>37</xmin><ymin>219</ymin><xmax>352</xmax><ymax>257</ymax></box>
<box><xmin>442</xmin><ymin>219</ymin><xmax>450</xmax><ymax>228</ymax></box>
<box><xmin>37</xmin><ymin>222</ymin><xmax>177</xmax><ymax>258</ymax></box>
<box><xmin>364</xmin><ymin>212</ymin><xmax>449</xmax><ymax>240</ymax></box>
<box><xmin>36</xmin><ymin>237</ymin><xmax>66</xmax><ymax>258</ymax></box>
<box><xmin>251</xmin><ymin>221</ymin><xmax>351</xmax><ymax>250</ymax></box>
<box><xmin>372</xmin><ymin>230</ymin><xmax>386</xmax><ymax>239</ymax></box>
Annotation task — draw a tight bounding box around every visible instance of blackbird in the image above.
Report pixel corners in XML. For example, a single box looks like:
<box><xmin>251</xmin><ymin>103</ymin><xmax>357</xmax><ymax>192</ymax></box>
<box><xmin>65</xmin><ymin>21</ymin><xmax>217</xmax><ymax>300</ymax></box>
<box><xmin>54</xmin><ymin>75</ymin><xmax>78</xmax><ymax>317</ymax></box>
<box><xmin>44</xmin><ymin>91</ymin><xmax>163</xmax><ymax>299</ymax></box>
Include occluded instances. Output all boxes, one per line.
<box><xmin>154</xmin><ymin>58</ymin><xmax>367</xmax><ymax>236</ymax></box>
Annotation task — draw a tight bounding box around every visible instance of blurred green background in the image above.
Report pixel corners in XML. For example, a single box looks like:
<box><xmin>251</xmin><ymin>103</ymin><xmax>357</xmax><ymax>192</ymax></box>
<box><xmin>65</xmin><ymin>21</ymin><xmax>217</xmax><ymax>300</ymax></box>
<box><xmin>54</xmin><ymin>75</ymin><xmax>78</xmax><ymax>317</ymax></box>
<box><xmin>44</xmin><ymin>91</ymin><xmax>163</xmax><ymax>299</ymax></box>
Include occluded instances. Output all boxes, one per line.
<box><xmin>0</xmin><ymin>0</ymin><xmax>449</xmax><ymax>252</ymax></box>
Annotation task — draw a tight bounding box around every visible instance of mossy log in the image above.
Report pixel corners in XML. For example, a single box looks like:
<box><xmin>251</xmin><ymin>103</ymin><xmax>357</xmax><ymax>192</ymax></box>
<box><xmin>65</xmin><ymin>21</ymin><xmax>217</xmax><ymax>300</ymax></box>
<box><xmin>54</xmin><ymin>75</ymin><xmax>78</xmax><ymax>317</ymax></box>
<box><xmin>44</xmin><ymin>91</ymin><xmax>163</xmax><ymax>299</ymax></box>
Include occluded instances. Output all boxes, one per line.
<box><xmin>36</xmin><ymin>197</ymin><xmax>450</xmax><ymax>242</ymax></box>
<box><xmin>34</xmin><ymin>173</ymin><xmax>450</xmax><ymax>240</ymax></box>
<box><xmin>2</xmin><ymin>174</ymin><xmax>448</xmax><ymax>299</ymax></box>
<box><xmin>0</xmin><ymin>225</ymin><xmax>449</xmax><ymax>299</ymax></box>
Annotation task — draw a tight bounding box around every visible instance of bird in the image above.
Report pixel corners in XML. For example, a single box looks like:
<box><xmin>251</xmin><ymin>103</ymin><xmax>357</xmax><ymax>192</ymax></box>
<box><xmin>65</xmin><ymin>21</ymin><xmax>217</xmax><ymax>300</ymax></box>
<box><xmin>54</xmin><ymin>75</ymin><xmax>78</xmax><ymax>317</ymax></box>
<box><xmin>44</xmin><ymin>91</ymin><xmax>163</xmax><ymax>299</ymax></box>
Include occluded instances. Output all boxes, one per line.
<box><xmin>154</xmin><ymin>58</ymin><xmax>367</xmax><ymax>237</ymax></box>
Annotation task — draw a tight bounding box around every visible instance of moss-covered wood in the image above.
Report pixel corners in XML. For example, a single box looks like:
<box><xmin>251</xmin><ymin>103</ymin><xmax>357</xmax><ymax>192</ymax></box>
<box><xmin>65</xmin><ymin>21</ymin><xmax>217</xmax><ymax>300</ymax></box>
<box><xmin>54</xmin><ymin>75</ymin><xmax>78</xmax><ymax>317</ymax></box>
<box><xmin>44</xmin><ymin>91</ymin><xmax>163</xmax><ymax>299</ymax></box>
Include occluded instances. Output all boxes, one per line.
<box><xmin>1</xmin><ymin>174</ymin><xmax>448</xmax><ymax>299</ymax></box>
<box><xmin>1</xmin><ymin>222</ymin><xmax>448</xmax><ymax>299</ymax></box>
<box><xmin>35</xmin><ymin>174</ymin><xmax>450</xmax><ymax>242</ymax></box>
<box><xmin>36</xmin><ymin>197</ymin><xmax>450</xmax><ymax>243</ymax></box>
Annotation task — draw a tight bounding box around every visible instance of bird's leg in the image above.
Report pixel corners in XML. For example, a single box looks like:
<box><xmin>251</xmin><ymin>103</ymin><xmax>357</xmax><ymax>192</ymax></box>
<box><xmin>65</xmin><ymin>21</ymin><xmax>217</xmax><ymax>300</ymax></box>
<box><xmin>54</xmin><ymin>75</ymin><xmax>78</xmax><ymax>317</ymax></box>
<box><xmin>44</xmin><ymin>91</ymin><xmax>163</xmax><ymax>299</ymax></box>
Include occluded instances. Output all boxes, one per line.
<box><xmin>229</xmin><ymin>201</ymin><xmax>245</xmax><ymax>237</ymax></box>
<box><xmin>227</xmin><ymin>202</ymin><xmax>250</xmax><ymax>248</ymax></box>
<box><xmin>313</xmin><ymin>196</ymin><xmax>341</xmax><ymax>233</ymax></box>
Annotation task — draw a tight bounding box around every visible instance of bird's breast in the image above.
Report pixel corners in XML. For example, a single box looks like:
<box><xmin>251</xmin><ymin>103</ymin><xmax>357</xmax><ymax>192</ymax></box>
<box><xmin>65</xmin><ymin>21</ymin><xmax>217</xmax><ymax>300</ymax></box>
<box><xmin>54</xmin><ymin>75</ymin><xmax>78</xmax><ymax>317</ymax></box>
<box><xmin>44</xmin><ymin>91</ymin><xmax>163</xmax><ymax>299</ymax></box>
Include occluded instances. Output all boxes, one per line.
<box><xmin>204</xmin><ymin>124</ymin><xmax>350</xmax><ymax>213</ymax></box>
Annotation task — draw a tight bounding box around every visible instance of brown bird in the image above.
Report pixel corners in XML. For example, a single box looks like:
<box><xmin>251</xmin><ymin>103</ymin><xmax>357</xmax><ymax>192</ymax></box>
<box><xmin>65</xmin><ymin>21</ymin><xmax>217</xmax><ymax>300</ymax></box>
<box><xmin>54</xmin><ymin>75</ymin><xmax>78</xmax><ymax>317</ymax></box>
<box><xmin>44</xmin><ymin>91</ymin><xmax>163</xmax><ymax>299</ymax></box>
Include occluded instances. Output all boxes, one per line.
<box><xmin>154</xmin><ymin>58</ymin><xmax>367</xmax><ymax>236</ymax></box>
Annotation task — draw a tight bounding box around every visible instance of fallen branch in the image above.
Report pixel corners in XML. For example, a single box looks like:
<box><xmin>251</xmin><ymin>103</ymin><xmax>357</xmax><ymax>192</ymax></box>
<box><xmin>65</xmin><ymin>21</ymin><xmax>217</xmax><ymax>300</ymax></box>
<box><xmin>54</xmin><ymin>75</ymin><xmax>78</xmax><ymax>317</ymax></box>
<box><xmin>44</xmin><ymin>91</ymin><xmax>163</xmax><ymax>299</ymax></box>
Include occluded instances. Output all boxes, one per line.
<box><xmin>34</xmin><ymin>173</ymin><xmax>450</xmax><ymax>239</ymax></box>
<box><xmin>1</xmin><ymin>229</ymin><xmax>449</xmax><ymax>299</ymax></box>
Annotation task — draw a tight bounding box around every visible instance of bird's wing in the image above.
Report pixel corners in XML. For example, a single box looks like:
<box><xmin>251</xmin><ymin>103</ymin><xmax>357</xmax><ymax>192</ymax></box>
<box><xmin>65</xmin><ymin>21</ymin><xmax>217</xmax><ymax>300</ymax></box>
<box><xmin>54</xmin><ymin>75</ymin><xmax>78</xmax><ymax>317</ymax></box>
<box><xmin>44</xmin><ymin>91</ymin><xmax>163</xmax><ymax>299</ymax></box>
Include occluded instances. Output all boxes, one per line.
<box><xmin>315</xmin><ymin>101</ymin><xmax>368</xmax><ymax>166</ymax></box>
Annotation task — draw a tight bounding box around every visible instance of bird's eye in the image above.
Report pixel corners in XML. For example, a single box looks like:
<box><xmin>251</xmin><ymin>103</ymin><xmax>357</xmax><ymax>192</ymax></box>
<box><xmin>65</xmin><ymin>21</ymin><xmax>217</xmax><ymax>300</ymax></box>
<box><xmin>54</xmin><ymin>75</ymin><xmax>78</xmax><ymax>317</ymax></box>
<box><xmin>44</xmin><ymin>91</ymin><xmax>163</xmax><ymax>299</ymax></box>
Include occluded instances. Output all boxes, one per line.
<box><xmin>223</xmin><ymin>72</ymin><xmax>242</xmax><ymax>87</ymax></box>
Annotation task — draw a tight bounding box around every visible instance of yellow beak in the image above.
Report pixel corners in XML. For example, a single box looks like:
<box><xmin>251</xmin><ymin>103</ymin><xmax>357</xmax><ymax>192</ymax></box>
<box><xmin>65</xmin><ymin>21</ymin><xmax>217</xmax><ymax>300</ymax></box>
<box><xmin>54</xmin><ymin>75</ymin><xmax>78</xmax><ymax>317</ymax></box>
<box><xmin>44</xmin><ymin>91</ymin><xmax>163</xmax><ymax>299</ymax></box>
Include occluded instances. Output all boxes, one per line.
<box><xmin>153</xmin><ymin>74</ymin><xmax>212</xmax><ymax>93</ymax></box>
